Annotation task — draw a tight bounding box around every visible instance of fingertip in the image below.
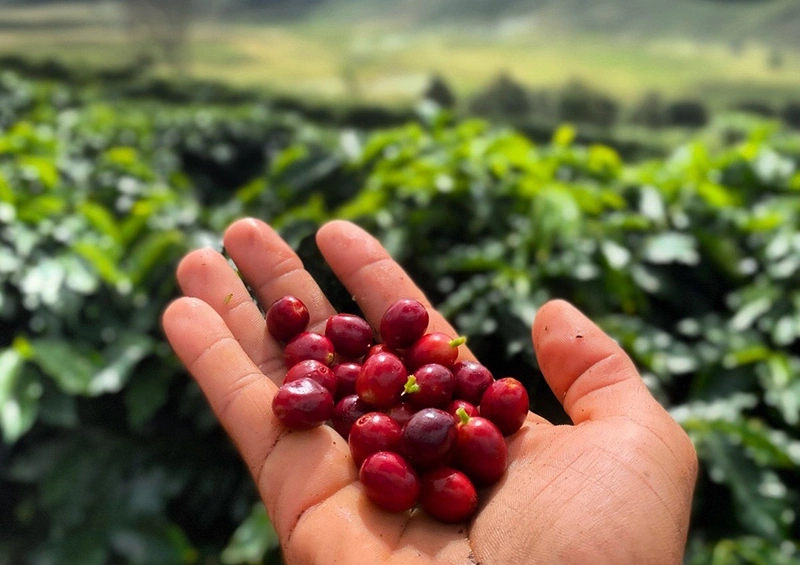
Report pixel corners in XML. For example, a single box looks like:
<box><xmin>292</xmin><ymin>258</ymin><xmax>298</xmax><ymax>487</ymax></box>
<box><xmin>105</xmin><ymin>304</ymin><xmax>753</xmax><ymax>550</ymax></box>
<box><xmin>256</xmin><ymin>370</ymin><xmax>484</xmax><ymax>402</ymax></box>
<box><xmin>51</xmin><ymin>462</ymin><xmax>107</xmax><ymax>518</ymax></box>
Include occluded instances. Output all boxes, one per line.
<box><xmin>531</xmin><ymin>299</ymin><xmax>650</xmax><ymax>423</ymax></box>
<box><xmin>315</xmin><ymin>219</ymin><xmax>376</xmax><ymax>259</ymax></box>
<box><xmin>175</xmin><ymin>247</ymin><xmax>222</xmax><ymax>283</ymax></box>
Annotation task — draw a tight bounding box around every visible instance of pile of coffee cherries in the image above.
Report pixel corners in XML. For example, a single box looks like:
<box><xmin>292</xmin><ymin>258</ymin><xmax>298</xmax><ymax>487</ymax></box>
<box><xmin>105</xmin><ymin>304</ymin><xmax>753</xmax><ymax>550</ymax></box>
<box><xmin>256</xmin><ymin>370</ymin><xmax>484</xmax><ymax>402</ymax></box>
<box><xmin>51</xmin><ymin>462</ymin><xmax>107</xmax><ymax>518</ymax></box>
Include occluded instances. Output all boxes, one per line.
<box><xmin>268</xmin><ymin>296</ymin><xmax>529</xmax><ymax>523</ymax></box>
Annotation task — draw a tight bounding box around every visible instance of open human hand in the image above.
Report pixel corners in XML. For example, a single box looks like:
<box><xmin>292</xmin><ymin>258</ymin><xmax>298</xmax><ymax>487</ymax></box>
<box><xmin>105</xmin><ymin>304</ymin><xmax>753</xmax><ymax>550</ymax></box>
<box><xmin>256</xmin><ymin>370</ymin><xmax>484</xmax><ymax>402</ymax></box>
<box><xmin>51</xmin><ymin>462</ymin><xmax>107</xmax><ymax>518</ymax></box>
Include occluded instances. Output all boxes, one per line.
<box><xmin>162</xmin><ymin>218</ymin><xmax>698</xmax><ymax>565</ymax></box>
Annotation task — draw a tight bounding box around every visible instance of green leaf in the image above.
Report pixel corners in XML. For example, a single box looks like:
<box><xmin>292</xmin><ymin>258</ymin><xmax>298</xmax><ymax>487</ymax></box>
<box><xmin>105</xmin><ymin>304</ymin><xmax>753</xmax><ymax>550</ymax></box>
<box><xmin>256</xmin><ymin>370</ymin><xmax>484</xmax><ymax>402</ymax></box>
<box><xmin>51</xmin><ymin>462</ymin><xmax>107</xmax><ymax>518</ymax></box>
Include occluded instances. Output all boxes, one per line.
<box><xmin>221</xmin><ymin>503</ymin><xmax>279</xmax><ymax>565</ymax></box>
<box><xmin>77</xmin><ymin>201</ymin><xmax>122</xmax><ymax>244</ymax></box>
<box><xmin>88</xmin><ymin>334</ymin><xmax>154</xmax><ymax>396</ymax></box>
<box><xmin>29</xmin><ymin>339</ymin><xmax>100</xmax><ymax>395</ymax></box>
<box><xmin>642</xmin><ymin>232</ymin><xmax>699</xmax><ymax>265</ymax></box>
<box><xmin>124</xmin><ymin>230</ymin><xmax>184</xmax><ymax>286</ymax></box>
<box><xmin>72</xmin><ymin>240</ymin><xmax>126</xmax><ymax>286</ymax></box>
<box><xmin>19</xmin><ymin>155</ymin><xmax>59</xmax><ymax>189</ymax></box>
<box><xmin>0</xmin><ymin>348</ymin><xmax>41</xmax><ymax>443</ymax></box>
<box><xmin>124</xmin><ymin>363</ymin><xmax>173</xmax><ymax>430</ymax></box>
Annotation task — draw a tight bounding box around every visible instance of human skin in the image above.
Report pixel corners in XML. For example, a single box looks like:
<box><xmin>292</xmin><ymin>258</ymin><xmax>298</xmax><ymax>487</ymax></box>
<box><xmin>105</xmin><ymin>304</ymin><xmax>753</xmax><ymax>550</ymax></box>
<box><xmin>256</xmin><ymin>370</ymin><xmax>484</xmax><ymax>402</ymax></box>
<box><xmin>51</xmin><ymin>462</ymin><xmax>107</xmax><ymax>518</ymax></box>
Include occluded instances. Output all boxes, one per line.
<box><xmin>161</xmin><ymin>217</ymin><xmax>698</xmax><ymax>565</ymax></box>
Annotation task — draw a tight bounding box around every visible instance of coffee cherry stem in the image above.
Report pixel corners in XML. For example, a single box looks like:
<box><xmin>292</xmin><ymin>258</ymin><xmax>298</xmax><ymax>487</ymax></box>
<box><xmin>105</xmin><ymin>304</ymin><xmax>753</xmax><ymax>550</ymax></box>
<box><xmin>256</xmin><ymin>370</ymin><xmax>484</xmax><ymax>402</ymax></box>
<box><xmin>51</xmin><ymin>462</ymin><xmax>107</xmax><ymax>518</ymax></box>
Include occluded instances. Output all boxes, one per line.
<box><xmin>449</xmin><ymin>336</ymin><xmax>467</xmax><ymax>348</ymax></box>
<box><xmin>403</xmin><ymin>375</ymin><xmax>421</xmax><ymax>395</ymax></box>
<box><xmin>456</xmin><ymin>406</ymin><xmax>471</xmax><ymax>426</ymax></box>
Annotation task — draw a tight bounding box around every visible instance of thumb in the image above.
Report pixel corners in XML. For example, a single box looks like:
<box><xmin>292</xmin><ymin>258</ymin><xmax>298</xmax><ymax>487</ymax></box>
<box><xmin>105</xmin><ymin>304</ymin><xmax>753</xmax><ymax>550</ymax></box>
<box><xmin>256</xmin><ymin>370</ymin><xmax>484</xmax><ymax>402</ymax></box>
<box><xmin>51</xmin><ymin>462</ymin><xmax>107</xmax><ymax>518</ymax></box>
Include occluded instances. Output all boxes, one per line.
<box><xmin>532</xmin><ymin>299</ymin><xmax>660</xmax><ymax>425</ymax></box>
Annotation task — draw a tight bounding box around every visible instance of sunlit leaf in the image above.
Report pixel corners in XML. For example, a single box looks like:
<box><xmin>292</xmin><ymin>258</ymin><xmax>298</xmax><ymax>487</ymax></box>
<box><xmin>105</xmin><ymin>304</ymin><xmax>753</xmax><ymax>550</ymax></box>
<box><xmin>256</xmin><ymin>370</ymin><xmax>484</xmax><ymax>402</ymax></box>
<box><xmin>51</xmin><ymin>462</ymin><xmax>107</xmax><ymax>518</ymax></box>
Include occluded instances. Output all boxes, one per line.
<box><xmin>29</xmin><ymin>339</ymin><xmax>100</xmax><ymax>396</ymax></box>
<box><xmin>0</xmin><ymin>348</ymin><xmax>41</xmax><ymax>443</ymax></box>
<box><xmin>221</xmin><ymin>503</ymin><xmax>279</xmax><ymax>565</ymax></box>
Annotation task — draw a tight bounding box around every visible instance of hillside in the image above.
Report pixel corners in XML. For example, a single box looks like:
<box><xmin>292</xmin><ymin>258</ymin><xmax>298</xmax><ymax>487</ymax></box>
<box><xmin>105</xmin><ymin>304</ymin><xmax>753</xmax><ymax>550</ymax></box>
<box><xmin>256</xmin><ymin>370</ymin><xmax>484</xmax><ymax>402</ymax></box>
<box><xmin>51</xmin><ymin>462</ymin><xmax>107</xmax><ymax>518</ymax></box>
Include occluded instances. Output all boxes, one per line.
<box><xmin>310</xmin><ymin>0</ymin><xmax>800</xmax><ymax>47</ymax></box>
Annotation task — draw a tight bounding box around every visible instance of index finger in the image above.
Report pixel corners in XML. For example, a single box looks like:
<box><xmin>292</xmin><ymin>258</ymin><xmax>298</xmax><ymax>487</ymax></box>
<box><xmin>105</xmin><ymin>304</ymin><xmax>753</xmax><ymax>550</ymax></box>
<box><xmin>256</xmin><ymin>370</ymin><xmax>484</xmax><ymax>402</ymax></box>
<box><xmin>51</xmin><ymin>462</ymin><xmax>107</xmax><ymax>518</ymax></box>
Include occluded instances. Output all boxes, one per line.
<box><xmin>315</xmin><ymin>219</ymin><xmax>477</xmax><ymax>363</ymax></box>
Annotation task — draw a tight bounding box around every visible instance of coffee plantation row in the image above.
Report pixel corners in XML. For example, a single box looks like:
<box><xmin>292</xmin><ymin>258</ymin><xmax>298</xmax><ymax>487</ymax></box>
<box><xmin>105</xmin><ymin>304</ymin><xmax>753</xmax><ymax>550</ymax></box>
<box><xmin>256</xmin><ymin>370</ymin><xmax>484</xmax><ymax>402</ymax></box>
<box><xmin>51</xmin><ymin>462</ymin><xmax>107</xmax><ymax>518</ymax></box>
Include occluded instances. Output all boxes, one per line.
<box><xmin>1</xmin><ymin>70</ymin><xmax>800</xmax><ymax>564</ymax></box>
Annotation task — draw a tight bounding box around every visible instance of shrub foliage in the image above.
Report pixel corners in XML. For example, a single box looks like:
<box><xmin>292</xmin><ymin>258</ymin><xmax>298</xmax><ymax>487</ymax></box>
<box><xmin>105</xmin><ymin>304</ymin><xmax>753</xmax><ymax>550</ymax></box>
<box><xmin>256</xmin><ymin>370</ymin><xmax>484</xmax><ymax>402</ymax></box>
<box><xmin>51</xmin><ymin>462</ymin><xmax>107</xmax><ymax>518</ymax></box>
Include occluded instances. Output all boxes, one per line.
<box><xmin>2</xmin><ymin>71</ymin><xmax>800</xmax><ymax>564</ymax></box>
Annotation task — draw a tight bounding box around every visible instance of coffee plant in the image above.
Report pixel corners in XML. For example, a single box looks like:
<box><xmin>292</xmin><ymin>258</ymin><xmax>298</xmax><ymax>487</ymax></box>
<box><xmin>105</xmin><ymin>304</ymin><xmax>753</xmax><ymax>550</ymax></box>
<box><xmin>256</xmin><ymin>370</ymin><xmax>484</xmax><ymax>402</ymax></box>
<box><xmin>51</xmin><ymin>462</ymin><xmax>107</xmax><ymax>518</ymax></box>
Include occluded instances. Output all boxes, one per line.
<box><xmin>1</xmin><ymin>70</ymin><xmax>800</xmax><ymax>564</ymax></box>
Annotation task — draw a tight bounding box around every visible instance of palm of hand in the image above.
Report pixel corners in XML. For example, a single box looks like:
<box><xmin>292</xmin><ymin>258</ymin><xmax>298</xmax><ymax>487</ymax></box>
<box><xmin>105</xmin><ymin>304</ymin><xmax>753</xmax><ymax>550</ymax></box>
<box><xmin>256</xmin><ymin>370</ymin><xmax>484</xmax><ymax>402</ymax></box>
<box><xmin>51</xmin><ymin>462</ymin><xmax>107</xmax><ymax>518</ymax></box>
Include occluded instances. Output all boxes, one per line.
<box><xmin>163</xmin><ymin>218</ymin><xmax>697</xmax><ymax>565</ymax></box>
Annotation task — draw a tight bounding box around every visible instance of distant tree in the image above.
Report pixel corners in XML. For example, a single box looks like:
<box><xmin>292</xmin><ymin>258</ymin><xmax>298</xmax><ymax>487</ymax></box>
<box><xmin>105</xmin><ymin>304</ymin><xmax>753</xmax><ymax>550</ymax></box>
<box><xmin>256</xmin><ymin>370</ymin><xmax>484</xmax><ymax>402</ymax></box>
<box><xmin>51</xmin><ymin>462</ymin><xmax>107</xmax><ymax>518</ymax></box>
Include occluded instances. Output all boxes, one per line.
<box><xmin>422</xmin><ymin>75</ymin><xmax>456</xmax><ymax>109</ymax></box>
<box><xmin>733</xmin><ymin>100</ymin><xmax>775</xmax><ymax>118</ymax></box>
<box><xmin>782</xmin><ymin>102</ymin><xmax>800</xmax><ymax>129</ymax></box>
<box><xmin>469</xmin><ymin>72</ymin><xmax>531</xmax><ymax>120</ymax></box>
<box><xmin>630</xmin><ymin>91</ymin><xmax>666</xmax><ymax>128</ymax></box>
<box><xmin>556</xmin><ymin>80</ymin><xmax>618</xmax><ymax>128</ymax></box>
<box><xmin>122</xmin><ymin>0</ymin><xmax>195</xmax><ymax>74</ymax></box>
<box><xmin>664</xmin><ymin>100</ymin><xmax>709</xmax><ymax>128</ymax></box>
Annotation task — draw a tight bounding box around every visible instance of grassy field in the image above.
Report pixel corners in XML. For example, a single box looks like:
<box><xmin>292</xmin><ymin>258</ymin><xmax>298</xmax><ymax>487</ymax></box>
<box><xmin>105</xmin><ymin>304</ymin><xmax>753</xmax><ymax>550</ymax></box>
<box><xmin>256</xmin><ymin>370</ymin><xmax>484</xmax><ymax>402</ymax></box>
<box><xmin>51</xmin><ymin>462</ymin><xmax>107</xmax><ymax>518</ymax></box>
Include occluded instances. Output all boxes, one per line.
<box><xmin>1</xmin><ymin>2</ymin><xmax>800</xmax><ymax>108</ymax></box>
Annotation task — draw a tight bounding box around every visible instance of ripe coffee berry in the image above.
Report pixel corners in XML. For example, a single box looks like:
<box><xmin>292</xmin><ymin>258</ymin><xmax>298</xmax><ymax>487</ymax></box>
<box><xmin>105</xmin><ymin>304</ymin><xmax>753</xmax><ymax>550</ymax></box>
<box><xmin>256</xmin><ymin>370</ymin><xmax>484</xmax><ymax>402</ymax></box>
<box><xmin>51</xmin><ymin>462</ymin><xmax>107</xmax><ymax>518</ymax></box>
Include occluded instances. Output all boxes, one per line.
<box><xmin>326</xmin><ymin>314</ymin><xmax>373</xmax><ymax>359</ymax></box>
<box><xmin>402</xmin><ymin>407</ymin><xmax>457</xmax><ymax>470</ymax></box>
<box><xmin>266</xmin><ymin>296</ymin><xmax>309</xmax><ymax>342</ymax></box>
<box><xmin>405</xmin><ymin>332</ymin><xmax>466</xmax><ymax>371</ymax></box>
<box><xmin>272</xmin><ymin>378</ymin><xmax>334</xmax><ymax>430</ymax></box>
<box><xmin>384</xmin><ymin>402</ymin><xmax>416</xmax><ymax>428</ymax></box>
<box><xmin>452</xmin><ymin>360</ymin><xmax>494</xmax><ymax>405</ymax></box>
<box><xmin>445</xmin><ymin>399</ymin><xmax>479</xmax><ymax>421</ymax></box>
<box><xmin>419</xmin><ymin>467</ymin><xmax>478</xmax><ymax>524</ymax></box>
<box><xmin>454</xmin><ymin>408</ymin><xmax>508</xmax><ymax>486</ymax></box>
<box><xmin>480</xmin><ymin>378</ymin><xmax>529</xmax><ymax>437</ymax></box>
<box><xmin>403</xmin><ymin>363</ymin><xmax>455</xmax><ymax>409</ymax></box>
<box><xmin>348</xmin><ymin>412</ymin><xmax>402</xmax><ymax>466</ymax></box>
<box><xmin>284</xmin><ymin>332</ymin><xmax>335</xmax><ymax>368</ymax></box>
<box><xmin>356</xmin><ymin>351</ymin><xmax>408</xmax><ymax>409</ymax></box>
<box><xmin>331</xmin><ymin>395</ymin><xmax>371</xmax><ymax>439</ymax></box>
<box><xmin>331</xmin><ymin>362</ymin><xmax>361</xmax><ymax>400</ymax></box>
<box><xmin>284</xmin><ymin>359</ymin><xmax>337</xmax><ymax>397</ymax></box>
<box><xmin>380</xmin><ymin>298</ymin><xmax>429</xmax><ymax>349</ymax></box>
<box><xmin>359</xmin><ymin>451</ymin><xmax>420</xmax><ymax>513</ymax></box>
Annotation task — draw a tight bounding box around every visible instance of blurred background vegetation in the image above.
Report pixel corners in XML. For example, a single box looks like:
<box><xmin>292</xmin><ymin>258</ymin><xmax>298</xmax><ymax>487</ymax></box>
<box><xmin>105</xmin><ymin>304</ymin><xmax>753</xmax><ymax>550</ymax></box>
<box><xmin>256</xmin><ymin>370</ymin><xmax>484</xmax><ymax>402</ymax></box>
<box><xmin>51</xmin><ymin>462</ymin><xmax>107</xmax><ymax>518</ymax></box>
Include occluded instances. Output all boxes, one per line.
<box><xmin>1</xmin><ymin>0</ymin><xmax>800</xmax><ymax>564</ymax></box>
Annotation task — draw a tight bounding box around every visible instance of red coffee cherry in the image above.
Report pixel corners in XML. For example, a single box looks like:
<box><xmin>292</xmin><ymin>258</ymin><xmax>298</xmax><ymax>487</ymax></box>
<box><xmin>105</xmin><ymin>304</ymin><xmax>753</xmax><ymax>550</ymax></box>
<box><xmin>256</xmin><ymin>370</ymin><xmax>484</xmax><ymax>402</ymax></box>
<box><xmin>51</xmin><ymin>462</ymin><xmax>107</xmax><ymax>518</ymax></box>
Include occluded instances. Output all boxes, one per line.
<box><xmin>348</xmin><ymin>412</ymin><xmax>402</xmax><ymax>467</ymax></box>
<box><xmin>284</xmin><ymin>332</ymin><xmax>335</xmax><ymax>368</ymax></box>
<box><xmin>359</xmin><ymin>452</ymin><xmax>420</xmax><ymax>513</ymax></box>
<box><xmin>380</xmin><ymin>299</ymin><xmax>429</xmax><ymax>349</ymax></box>
<box><xmin>419</xmin><ymin>467</ymin><xmax>478</xmax><ymax>524</ymax></box>
<box><xmin>272</xmin><ymin>378</ymin><xmax>334</xmax><ymax>431</ymax></box>
<box><xmin>356</xmin><ymin>352</ymin><xmax>408</xmax><ymax>409</ymax></box>
<box><xmin>325</xmin><ymin>313</ymin><xmax>374</xmax><ymax>359</ymax></box>
<box><xmin>480</xmin><ymin>378</ymin><xmax>529</xmax><ymax>436</ymax></box>
<box><xmin>266</xmin><ymin>296</ymin><xmax>309</xmax><ymax>342</ymax></box>
<box><xmin>454</xmin><ymin>408</ymin><xmax>508</xmax><ymax>486</ymax></box>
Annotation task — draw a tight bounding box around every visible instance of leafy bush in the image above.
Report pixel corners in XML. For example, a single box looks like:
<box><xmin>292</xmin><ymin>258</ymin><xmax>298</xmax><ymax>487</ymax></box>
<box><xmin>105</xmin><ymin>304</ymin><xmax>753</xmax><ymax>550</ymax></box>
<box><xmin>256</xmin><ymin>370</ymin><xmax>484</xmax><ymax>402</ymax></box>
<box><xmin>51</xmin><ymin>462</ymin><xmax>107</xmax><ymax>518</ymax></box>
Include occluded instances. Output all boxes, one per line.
<box><xmin>468</xmin><ymin>72</ymin><xmax>531</xmax><ymax>121</ymax></box>
<box><xmin>666</xmin><ymin>99</ymin><xmax>710</xmax><ymax>128</ymax></box>
<box><xmin>556</xmin><ymin>80</ymin><xmax>619</xmax><ymax>128</ymax></box>
<box><xmin>2</xmin><ymin>71</ymin><xmax>800</xmax><ymax>564</ymax></box>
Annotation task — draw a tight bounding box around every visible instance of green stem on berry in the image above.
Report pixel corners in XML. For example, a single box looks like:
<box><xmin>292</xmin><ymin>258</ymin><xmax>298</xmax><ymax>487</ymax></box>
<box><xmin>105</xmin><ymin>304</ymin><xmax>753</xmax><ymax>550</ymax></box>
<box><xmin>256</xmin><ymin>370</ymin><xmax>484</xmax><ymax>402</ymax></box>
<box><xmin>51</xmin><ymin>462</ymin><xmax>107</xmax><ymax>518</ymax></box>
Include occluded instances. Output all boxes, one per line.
<box><xmin>456</xmin><ymin>406</ymin><xmax>471</xmax><ymax>426</ymax></box>
<box><xmin>449</xmin><ymin>336</ymin><xmax>467</xmax><ymax>348</ymax></box>
<box><xmin>402</xmin><ymin>375</ymin><xmax>421</xmax><ymax>395</ymax></box>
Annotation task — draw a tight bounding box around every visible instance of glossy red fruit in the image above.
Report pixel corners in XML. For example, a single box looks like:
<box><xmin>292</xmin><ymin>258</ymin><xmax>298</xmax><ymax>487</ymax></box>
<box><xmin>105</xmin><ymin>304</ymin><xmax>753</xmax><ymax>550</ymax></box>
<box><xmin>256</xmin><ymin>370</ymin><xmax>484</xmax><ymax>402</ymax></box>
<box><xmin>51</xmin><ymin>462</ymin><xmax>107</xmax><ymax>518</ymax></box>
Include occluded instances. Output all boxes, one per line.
<box><xmin>419</xmin><ymin>467</ymin><xmax>478</xmax><ymax>523</ymax></box>
<box><xmin>480</xmin><ymin>378</ymin><xmax>529</xmax><ymax>436</ymax></box>
<box><xmin>284</xmin><ymin>359</ymin><xmax>337</xmax><ymax>397</ymax></box>
<box><xmin>272</xmin><ymin>378</ymin><xmax>334</xmax><ymax>430</ymax></box>
<box><xmin>325</xmin><ymin>314</ymin><xmax>374</xmax><ymax>359</ymax></box>
<box><xmin>266</xmin><ymin>296</ymin><xmax>309</xmax><ymax>342</ymax></box>
<box><xmin>402</xmin><ymin>408</ymin><xmax>457</xmax><ymax>471</ymax></box>
<box><xmin>364</xmin><ymin>343</ymin><xmax>400</xmax><ymax>359</ymax></box>
<box><xmin>403</xmin><ymin>363</ymin><xmax>455</xmax><ymax>409</ymax></box>
<box><xmin>356</xmin><ymin>352</ymin><xmax>408</xmax><ymax>408</ymax></box>
<box><xmin>380</xmin><ymin>299</ymin><xmax>429</xmax><ymax>349</ymax></box>
<box><xmin>445</xmin><ymin>399</ymin><xmax>479</xmax><ymax>421</ymax></box>
<box><xmin>348</xmin><ymin>412</ymin><xmax>403</xmax><ymax>466</ymax></box>
<box><xmin>331</xmin><ymin>395</ymin><xmax>371</xmax><ymax>439</ymax></box>
<box><xmin>332</xmin><ymin>362</ymin><xmax>361</xmax><ymax>400</ymax></box>
<box><xmin>404</xmin><ymin>332</ymin><xmax>466</xmax><ymax>372</ymax></box>
<box><xmin>452</xmin><ymin>361</ymin><xmax>494</xmax><ymax>405</ymax></box>
<box><xmin>284</xmin><ymin>332</ymin><xmax>335</xmax><ymax>368</ymax></box>
<box><xmin>384</xmin><ymin>402</ymin><xmax>416</xmax><ymax>428</ymax></box>
<box><xmin>359</xmin><ymin>451</ymin><xmax>420</xmax><ymax>513</ymax></box>
<box><xmin>454</xmin><ymin>408</ymin><xmax>507</xmax><ymax>486</ymax></box>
